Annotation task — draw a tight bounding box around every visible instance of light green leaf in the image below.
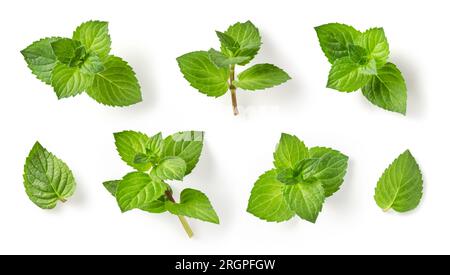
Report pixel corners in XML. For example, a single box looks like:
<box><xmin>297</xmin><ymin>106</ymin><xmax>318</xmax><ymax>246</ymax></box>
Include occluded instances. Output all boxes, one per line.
<box><xmin>163</xmin><ymin>131</ymin><xmax>204</xmax><ymax>176</ymax></box>
<box><xmin>21</xmin><ymin>37</ymin><xmax>61</xmax><ymax>85</ymax></box>
<box><xmin>116</xmin><ymin>172</ymin><xmax>168</xmax><ymax>213</ymax></box>
<box><xmin>348</xmin><ymin>45</ymin><xmax>369</xmax><ymax>65</ymax></box>
<box><xmin>23</xmin><ymin>142</ymin><xmax>76</xmax><ymax>209</ymax></box>
<box><xmin>114</xmin><ymin>131</ymin><xmax>152</xmax><ymax>171</ymax></box>
<box><xmin>51</xmin><ymin>38</ymin><xmax>86</xmax><ymax>66</ymax></box>
<box><xmin>308</xmin><ymin>147</ymin><xmax>349</xmax><ymax>197</ymax></box>
<box><xmin>247</xmin><ymin>170</ymin><xmax>295</xmax><ymax>222</ymax></box>
<box><xmin>103</xmin><ymin>180</ymin><xmax>120</xmax><ymax>196</ymax></box>
<box><xmin>177</xmin><ymin>51</ymin><xmax>230</xmax><ymax>97</ymax></box>
<box><xmin>362</xmin><ymin>63</ymin><xmax>407</xmax><ymax>114</ymax></box>
<box><xmin>276</xmin><ymin>168</ymin><xmax>299</xmax><ymax>185</ymax></box>
<box><xmin>234</xmin><ymin>64</ymin><xmax>291</xmax><ymax>91</ymax></box>
<box><xmin>73</xmin><ymin>21</ymin><xmax>111</xmax><ymax>58</ymax></box>
<box><xmin>273</xmin><ymin>133</ymin><xmax>309</xmax><ymax>170</ymax></box>
<box><xmin>327</xmin><ymin>57</ymin><xmax>372</xmax><ymax>92</ymax></box>
<box><xmin>224</xmin><ymin>21</ymin><xmax>262</xmax><ymax>64</ymax></box>
<box><xmin>216</xmin><ymin>31</ymin><xmax>240</xmax><ymax>55</ymax></box>
<box><xmin>315</xmin><ymin>23</ymin><xmax>362</xmax><ymax>63</ymax></box>
<box><xmin>154</xmin><ymin>157</ymin><xmax>187</xmax><ymax>181</ymax></box>
<box><xmin>166</xmin><ymin>189</ymin><xmax>220</xmax><ymax>224</ymax></box>
<box><xmin>86</xmin><ymin>55</ymin><xmax>142</xmax><ymax>107</ymax></box>
<box><xmin>283</xmin><ymin>181</ymin><xmax>325</xmax><ymax>223</ymax></box>
<box><xmin>80</xmin><ymin>54</ymin><xmax>104</xmax><ymax>74</ymax></box>
<box><xmin>51</xmin><ymin>63</ymin><xmax>93</xmax><ymax>99</ymax></box>
<box><xmin>208</xmin><ymin>49</ymin><xmax>250</xmax><ymax>68</ymax></box>
<box><xmin>147</xmin><ymin>132</ymin><xmax>164</xmax><ymax>157</ymax></box>
<box><xmin>357</xmin><ymin>28</ymin><xmax>390</xmax><ymax>68</ymax></box>
<box><xmin>374</xmin><ymin>150</ymin><xmax>423</xmax><ymax>213</ymax></box>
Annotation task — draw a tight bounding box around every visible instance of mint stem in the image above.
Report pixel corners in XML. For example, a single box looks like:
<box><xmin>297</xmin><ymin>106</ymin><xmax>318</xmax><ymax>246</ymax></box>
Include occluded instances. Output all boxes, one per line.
<box><xmin>165</xmin><ymin>191</ymin><xmax>194</xmax><ymax>238</ymax></box>
<box><xmin>229</xmin><ymin>65</ymin><xmax>239</xmax><ymax>116</ymax></box>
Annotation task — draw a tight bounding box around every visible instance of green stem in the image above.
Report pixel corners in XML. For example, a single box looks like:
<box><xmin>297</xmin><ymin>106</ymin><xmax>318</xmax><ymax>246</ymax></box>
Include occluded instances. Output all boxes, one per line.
<box><xmin>229</xmin><ymin>65</ymin><xmax>239</xmax><ymax>116</ymax></box>
<box><xmin>165</xmin><ymin>191</ymin><xmax>194</xmax><ymax>238</ymax></box>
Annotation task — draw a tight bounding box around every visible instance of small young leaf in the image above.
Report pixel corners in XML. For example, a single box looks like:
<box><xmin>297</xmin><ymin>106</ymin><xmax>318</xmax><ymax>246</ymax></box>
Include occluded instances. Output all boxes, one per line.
<box><xmin>357</xmin><ymin>28</ymin><xmax>390</xmax><ymax>68</ymax></box>
<box><xmin>134</xmin><ymin>153</ymin><xmax>153</xmax><ymax>165</ymax></box>
<box><xmin>224</xmin><ymin>21</ymin><xmax>261</xmax><ymax>64</ymax></box>
<box><xmin>163</xmin><ymin>131</ymin><xmax>204</xmax><ymax>176</ymax></box>
<box><xmin>116</xmin><ymin>172</ymin><xmax>168</xmax><ymax>213</ymax></box>
<box><xmin>273</xmin><ymin>133</ymin><xmax>309</xmax><ymax>170</ymax></box>
<box><xmin>80</xmin><ymin>54</ymin><xmax>104</xmax><ymax>74</ymax></box>
<box><xmin>73</xmin><ymin>21</ymin><xmax>111</xmax><ymax>58</ymax></box>
<box><xmin>327</xmin><ymin>57</ymin><xmax>372</xmax><ymax>92</ymax></box>
<box><xmin>166</xmin><ymin>189</ymin><xmax>220</xmax><ymax>224</ymax></box>
<box><xmin>362</xmin><ymin>63</ymin><xmax>407</xmax><ymax>114</ymax></box>
<box><xmin>216</xmin><ymin>31</ymin><xmax>240</xmax><ymax>55</ymax></box>
<box><xmin>348</xmin><ymin>45</ymin><xmax>369</xmax><ymax>65</ymax></box>
<box><xmin>23</xmin><ymin>142</ymin><xmax>76</xmax><ymax>209</ymax></box>
<box><xmin>374</xmin><ymin>150</ymin><xmax>423</xmax><ymax>213</ymax></box>
<box><xmin>247</xmin><ymin>170</ymin><xmax>295</xmax><ymax>222</ymax></box>
<box><xmin>276</xmin><ymin>168</ymin><xmax>299</xmax><ymax>185</ymax></box>
<box><xmin>103</xmin><ymin>180</ymin><xmax>120</xmax><ymax>196</ymax></box>
<box><xmin>86</xmin><ymin>55</ymin><xmax>142</xmax><ymax>107</ymax></box>
<box><xmin>147</xmin><ymin>132</ymin><xmax>164</xmax><ymax>157</ymax></box>
<box><xmin>177</xmin><ymin>51</ymin><xmax>230</xmax><ymax>97</ymax></box>
<box><xmin>283</xmin><ymin>181</ymin><xmax>325</xmax><ymax>223</ymax></box>
<box><xmin>51</xmin><ymin>63</ymin><xmax>93</xmax><ymax>99</ymax></box>
<box><xmin>208</xmin><ymin>49</ymin><xmax>250</xmax><ymax>68</ymax></box>
<box><xmin>234</xmin><ymin>64</ymin><xmax>291</xmax><ymax>91</ymax></box>
<box><xmin>154</xmin><ymin>157</ymin><xmax>187</xmax><ymax>181</ymax></box>
<box><xmin>114</xmin><ymin>131</ymin><xmax>153</xmax><ymax>171</ymax></box>
<box><xmin>51</xmin><ymin>38</ymin><xmax>86</xmax><ymax>66</ymax></box>
<box><xmin>315</xmin><ymin>23</ymin><xmax>362</xmax><ymax>63</ymax></box>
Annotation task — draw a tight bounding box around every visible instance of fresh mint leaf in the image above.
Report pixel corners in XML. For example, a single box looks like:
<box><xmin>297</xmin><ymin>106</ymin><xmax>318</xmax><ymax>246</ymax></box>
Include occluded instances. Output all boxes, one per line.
<box><xmin>103</xmin><ymin>180</ymin><xmax>120</xmax><ymax>196</ymax></box>
<box><xmin>51</xmin><ymin>63</ymin><xmax>93</xmax><ymax>99</ymax></box>
<box><xmin>374</xmin><ymin>150</ymin><xmax>423</xmax><ymax>213</ymax></box>
<box><xmin>163</xmin><ymin>131</ymin><xmax>204</xmax><ymax>176</ymax></box>
<box><xmin>276</xmin><ymin>168</ymin><xmax>299</xmax><ymax>185</ymax></box>
<box><xmin>177</xmin><ymin>51</ymin><xmax>230</xmax><ymax>97</ymax></box>
<box><xmin>147</xmin><ymin>133</ymin><xmax>164</xmax><ymax>157</ymax></box>
<box><xmin>166</xmin><ymin>189</ymin><xmax>220</xmax><ymax>224</ymax></box>
<box><xmin>51</xmin><ymin>38</ymin><xmax>86</xmax><ymax>66</ymax></box>
<box><xmin>283</xmin><ymin>182</ymin><xmax>325</xmax><ymax>223</ymax></box>
<box><xmin>234</xmin><ymin>64</ymin><xmax>291</xmax><ymax>91</ymax></box>
<box><xmin>315</xmin><ymin>23</ymin><xmax>361</xmax><ymax>63</ymax></box>
<box><xmin>133</xmin><ymin>153</ymin><xmax>153</xmax><ymax>165</ymax></box>
<box><xmin>72</xmin><ymin>21</ymin><xmax>111</xmax><ymax>58</ymax></box>
<box><xmin>114</xmin><ymin>131</ymin><xmax>153</xmax><ymax>172</ymax></box>
<box><xmin>80</xmin><ymin>54</ymin><xmax>104</xmax><ymax>74</ymax></box>
<box><xmin>327</xmin><ymin>57</ymin><xmax>372</xmax><ymax>92</ymax></box>
<box><xmin>357</xmin><ymin>28</ymin><xmax>390</xmax><ymax>68</ymax></box>
<box><xmin>273</xmin><ymin>133</ymin><xmax>309</xmax><ymax>170</ymax></box>
<box><xmin>208</xmin><ymin>49</ymin><xmax>251</xmax><ymax>68</ymax></box>
<box><xmin>154</xmin><ymin>157</ymin><xmax>187</xmax><ymax>181</ymax></box>
<box><xmin>224</xmin><ymin>21</ymin><xmax>261</xmax><ymax>64</ymax></box>
<box><xmin>23</xmin><ymin>142</ymin><xmax>76</xmax><ymax>209</ymax></box>
<box><xmin>216</xmin><ymin>31</ymin><xmax>240</xmax><ymax>55</ymax></box>
<box><xmin>362</xmin><ymin>63</ymin><xmax>407</xmax><ymax>114</ymax></box>
<box><xmin>348</xmin><ymin>45</ymin><xmax>369</xmax><ymax>65</ymax></box>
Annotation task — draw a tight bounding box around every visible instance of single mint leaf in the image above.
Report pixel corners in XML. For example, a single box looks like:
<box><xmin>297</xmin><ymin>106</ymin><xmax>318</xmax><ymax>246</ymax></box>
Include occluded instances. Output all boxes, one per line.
<box><xmin>224</xmin><ymin>21</ymin><xmax>261</xmax><ymax>65</ymax></box>
<box><xmin>208</xmin><ymin>49</ymin><xmax>250</xmax><ymax>68</ymax></box>
<box><xmin>308</xmin><ymin>147</ymin><xmax>349</xmax><ymax>197</ymax></box>
<box><xmin>362</xmin><ymin>63</ymin><xmax>407</xmax><ymax>114</ymax></box>
<box><xmin>247</xmin><ymin>170</ymin><xmax>295</xmax><ymax>222</ymax></box>
<box><xmin>166</xmin><ymin>189</ymin><xmax>219</xmax><ymax>224</ymax></box>
<box><xmin>283</xmin><ymin>181</ymin><xmax>325</xmax><ymax>223</ymax></box>
<box><xmin>327</xmin><ymin>57</ymin><xmax>372</xmax><ymax>92</ymax></box>
<box><xmin>357</xmin><ymin>28</ymin><xmax>390</xmax><ymax>68</ymax></box>
<box><xmin>51</xmin><ymin>38</ymin><xmax>86</xmax><ymax>66</ymax></box>
<box><xmin>80</xmin><ymin>54</ymin><xmax>105</xmax><ymax>74</ymax></box>
<box><xmin>134</xmin><ymin>153</ymin><xmax>153</xmax><ymax>165</ymax></box>
<box><xmin>276</xmin><ymin>168</ymin><xmax>299</xmax><ymax>185</ymax></box>
<box><xmin>163</xmin><ymin>131</ymin><xmax>204</xmax><ymax>176</ymax></box>
<box><xmin>103</xmin><ymin>180</ymin><xmax>120</xmax><ymax>196</ymax></box>
<box><xmin>315</xmin><ymin>23</ymin><xmax>362</xmax><ymax>63</ymax></box>
<box><xmin>147</xmin><ymin>132</ymin><xmax>164</xmax><ymax>157</ymax></box>
<box><xmin>177</xmin><ymin>51</ymin><xmax>229</xmax><ymax>97</ymax></box>
<box><xmin>273</xmin><ymin>133</ymin><xmax>309</xmax><ymax>170</ymax></box>
<box><xmin>216</xmin><ymin>31</ymin><xmax>240</xmax><ymax>55</ymax></box>
<box><xmin>21</xmin><ymin>37</ymin><xmax>61</xmax><ymax>85</ymax></box>
<box><xmin>116</xmin><ymin>172</ymin><xmax>168</xmax><ymax>213</ymax></box>
<box><xmin>73</xmin><ymin>21</ymin><xmax>111</xmax><ymax>58</ymax></box>
<box><xmin>154</xmin><ymin>157</ymin><xmax>187</xmax><ymax>181</ymax></box>
<box><xmin>374</xmin><ymin>150</ymin><xmax>423</xmax><ymax>213</ymax></box>
<box><xmin>114</xmin><ymin>131</ymin><xmax>153</xmax><ymax>171</ymax></box>
<box><xmin>348</xmin><ymin>45</ymin><xmax>369</xmax><ymax>65</ymax></box>
<box><xmin>86</xmin><ymin>55</ymin><xmax>142</xmax><ymax>107</ymax></box>
<box><xmin>234</xmin><ymin>64</ymin><xmax>291</xmax><ymax>91</ymax></box>
<box><xmin>51</xmin><ymin>63</ymin><xmax>93</xmax><ymax>99</ymax></box>
<box><xmin>23</xmin><ymin>142</ymin><xmax>76</xmax><ymax>209</ymax></box>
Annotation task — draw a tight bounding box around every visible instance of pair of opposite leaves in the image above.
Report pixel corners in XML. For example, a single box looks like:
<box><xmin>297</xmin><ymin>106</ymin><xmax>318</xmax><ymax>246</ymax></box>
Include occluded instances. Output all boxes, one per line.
<box><xmin>22</xmin><ymin>21</ymin><xmax>408</xmax><ymax>115</ymax></box>
<box><xmin>23</xmin><ymin>132</ymin><xmax>423</xmax><ymax>236</ymax></box>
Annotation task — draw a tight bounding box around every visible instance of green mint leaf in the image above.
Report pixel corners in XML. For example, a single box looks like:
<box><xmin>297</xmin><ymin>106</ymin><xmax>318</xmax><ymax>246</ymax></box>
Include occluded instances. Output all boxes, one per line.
<box><xmin>72</xmin><ymin>21</ymin><xmax>111</xmax><ymax>58</ymax></box>
<box><xmin>327</xmin><ymin>57</ymin><xmax>372</xmax><ymax>92</ymax></box>
<box><xmin>163</xmin><ymin>131</ymin><xmax>204</xmax><ymax>176</ymax></box>
<box><xmin>114</xmin><ymin>131</ymin><xmax>153</xmax><ymax>171</ymax></box>
<box><xmin>273</xmin><ymin>133</ymin><xmax>309</xmax><ymax>170</ymax></box>
<box><xmin>308</xmin><ymin>147</ymin><xmax>349</xmax><ymax>197</ymax></box>
<box><xmin>224</xmin><ymin>21</ymin><xmax>261</xmax><ymax>65</ymax></box>
<box><xmin>216</xmin><ymin>31</ymin><xmax>240</xmax><ymax>55</ymax></box>
<box><xmin>357</xmin><ymin>28</ymin><xmax>390</xmax><ymax>68</ymax></box>
<box><xmin>166</xmin><ymin>189</ymin><xmax>219</xmax><ymax>224</ymax></box>
<box><xmin>51</xmin><ymin>63</ymin><xmax>93</xmax><ymax>99</ymax></box>
<box><xmin>23</xmin><ymin>142</ymin><xmax>76</xmax><ymax>209</ymax></box>
<box><xmin>21</xmin><ymin>37</ymin><xmax>61</xmax><ymax>85</ymax></box>
<box><xmin>50</xmin><ymin>38</ymin><xmax>86</xmax><ymax>66</ymax></box>
<box><xmin>315</xmin><ymin>23</ymin><xmax>362</xmax><ymax>63</ymax></box>
<box><xmin>154</xmin><ymin>157</ymin><xmax>187</xmax><ymax>181</ymax></box>
<box><xmin>103</xmin><ymin>180</ymin><xmax>120</xmax><ymax>196</ymax></box>
<box><xmin>348</xmin><ymin>45</ymin><xmax>369</xmax><ymax>65</ymax></box>
<box><xmin>283</xmin><ymin>181</ymin><xmax>325</xmax><ymax>223</ymax></box>
<box><xmin>276</xmin><ymin>168</ymin><xmax>299</xmax><ymax>185</ymax></box>
<box><xmin>116</xmin><ymin>172</ymin><xmax>168</xmax><ymax>213</ymax></box>
<box><xmin>362</xmin><ymin>63</ymin><xmax>407</xmax><ymax>114</ymax></box>
<box><xmin>86</xmin><ymin>55</ymin><xmax>142</xmax><ymax>107</ymax></box>
<box><xmin>208</xmin><ymin>49</ymin><xmax>251</xmax><ymax>68</ymax></box>
<box><xmin>234</xmin><ymin>64</ymin><xmax>291</xmax><ymax>91</ymax></box>
<box><xmin>247</xmin><ymin>170</ymin><xmax>295</xmax><ymax>222</ymax></box>
<box><xmin>133</xmin><ymin>153</ymin><xmax>153</xmax><ymax>165</ymax></box>
<box><xmin>177</xmin><ymin>51</ymin><xmax>230</xmax><ymax>98</ymax></box>
<box><xmin>374</xmin><ymin>150</ymin><xmax>423</xmax><ymax>213</ymax></box>
<box><xmin>80</xmin><ymin>54</ymin><xmax>104</xmax><ymax>74</ymax></box>
<box><xmin>147</xmin><ymin>132</ymin><xmax>164</xmax><ymax>157</ymax></box>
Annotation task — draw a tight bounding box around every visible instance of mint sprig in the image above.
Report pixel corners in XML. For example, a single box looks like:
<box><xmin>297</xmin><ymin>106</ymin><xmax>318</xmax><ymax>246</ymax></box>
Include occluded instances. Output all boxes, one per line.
<box><xmin>315</xmin><ymin>23</ymin><xmax>407</xmax><ymax>114</ymax></box>
<box><xmin>177</xmin><ymin>21</ymin><xmax>291</xmax><ymax>115</ymax></box>
<box><xmin>247</xmin><ymin>133</ymin><xmax>349</xmax><ymax>223</ymax></box>
<box><xmin>21</xmin><ymin>21</ymin><xmax>142</xmax><ymax>107</ymax></box>
<box><xmin>104</xmin><ymin>130</ymin><xmax>219</xmax><ymax>238</ymax></box>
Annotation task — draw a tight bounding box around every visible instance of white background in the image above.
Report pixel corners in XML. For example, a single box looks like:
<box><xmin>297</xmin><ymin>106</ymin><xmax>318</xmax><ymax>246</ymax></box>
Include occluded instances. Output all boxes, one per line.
<box><xmin>0</xmin><ymin>0</ymin><xmax>448</xmax><ymax>255</ymax></box>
